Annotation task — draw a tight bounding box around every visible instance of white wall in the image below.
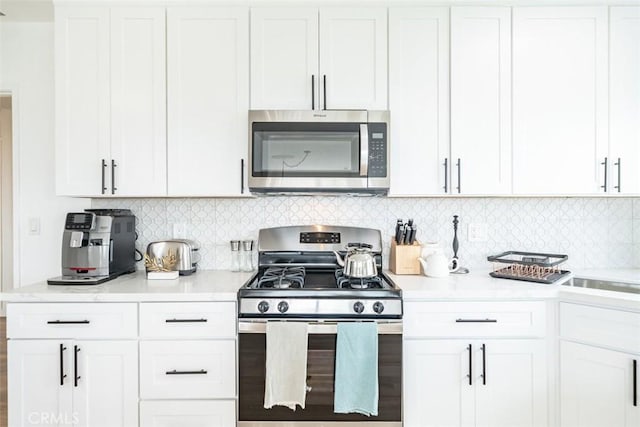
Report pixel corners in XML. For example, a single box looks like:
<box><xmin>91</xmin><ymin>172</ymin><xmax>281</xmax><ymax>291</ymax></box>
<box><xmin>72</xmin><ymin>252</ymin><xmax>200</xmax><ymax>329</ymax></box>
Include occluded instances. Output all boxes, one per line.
<box><xmin>0</xmin><ymin>5</ymin><xmax>89</xmax><ymax>287</ymax></box>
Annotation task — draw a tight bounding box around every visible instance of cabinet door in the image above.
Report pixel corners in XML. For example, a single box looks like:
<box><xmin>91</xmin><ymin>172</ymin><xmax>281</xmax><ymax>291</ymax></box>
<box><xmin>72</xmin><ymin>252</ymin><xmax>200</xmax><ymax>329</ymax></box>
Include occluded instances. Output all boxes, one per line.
<box><xmin>250</xmin><ymin>8</ymin><xmax>319</xmax><ymax>110</ymax></box>
<box><xmin>319</xmin><ymin>8</ymin><xmax>387</xmax><ymax>110</ymax></box>
<box><xmin>450</xmin><ymin>7</ymin><xmax>511</xmax><ymax>195</ymax></box>
<box><xmin>475</xmin><ymin>340</ymin><xmax>548</xmax><ymax>427</ymax></box>
<box><xmin>72</xmin><ymin>340</ymin><xmax>138</xmax><ymax>427</ymax></box>
<box><xmin>8</xmin><ymin>340</ymin><xmax>73</xmax><ymax>427</ymax></box>
<box><xmin>404</xmin><ymin>340</ymin><xmax>474</xmax><ymax>427</ymax></box>
<box><xmin>388</xmin><ymin>8</ymin><xmax>449</xmax><ymax>196</ymax></box>
<box><xmin>561</xmin><ymin>341</ymin><xmax>640</xmax><ymax>427</ymax></box>
<box><xmin>110</xmin><ymin>7</ymin><xmax>167</xmax><ymax>196</ymax></box>
<box><xmin>167</xmin><ymin>7</ymin><xmax>249</xmax><ymax>196</ymax></box>
<box><xmin>55</xmin><ymin>7</ymin><xmax>110</xmax><ymax>197</ymax></box>
<box><xmin>513</xmin><ymin>7</ymin><xmax>608</xmax><ymax>194</ymax></box>
<box><xmin>140</xmin><ymin>400</ymin><xmax>236</xmax><ymax>427</ymax></box>
<box><xmin>609</xmin><ymin>7</ymin><xmax>640</xmax><ymax>194</ymax></box>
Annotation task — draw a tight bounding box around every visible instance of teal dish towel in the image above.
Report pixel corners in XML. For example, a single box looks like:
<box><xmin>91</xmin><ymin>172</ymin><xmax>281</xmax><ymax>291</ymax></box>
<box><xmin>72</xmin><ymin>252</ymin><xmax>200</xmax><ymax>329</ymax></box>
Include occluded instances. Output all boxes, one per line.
<box><xmin>334</xmin><ymin>322</ymin><xmax>379</xmax><ymax>416</ymax></box>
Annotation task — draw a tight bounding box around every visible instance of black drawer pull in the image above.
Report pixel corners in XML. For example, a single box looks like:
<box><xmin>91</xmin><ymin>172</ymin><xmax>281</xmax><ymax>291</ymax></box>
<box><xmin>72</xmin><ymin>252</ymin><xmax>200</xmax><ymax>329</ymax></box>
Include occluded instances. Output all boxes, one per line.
<box><xmin>47</xmin><ymin>320</ymin><xmax>90</xmax><ymax>325</ymax></box>
<box><xmin>59</xmin><ymin>343</ymin><xmax>67</xmax><ymax>386</ymax></box>
<box><xmin>74</xmin><ymin>345</ymin><xmax>81</xmax><ymax>387</ymax></box>
<box><xmin>165</xmin><ymin>369</ymin><xmax>207</xmax><ymax>375</ymax></box>
<box><xmin>455</xmin><ymin>319</ymin><xmax>497</xmax><ymax>323</ymax></box>
<box><xmin>467</xmin><ymin>344</ymin><xmax>472</xmax><ymax>386</ymax></box>
<box><xmin>633</xmin><ymin>359</ymin><xmax>637</xmax><ymax>407</ymax></box>
<box><xmin>165</xmin><ymin>318</ymin><xmax>208</xmax><ymax>323</ymax></box>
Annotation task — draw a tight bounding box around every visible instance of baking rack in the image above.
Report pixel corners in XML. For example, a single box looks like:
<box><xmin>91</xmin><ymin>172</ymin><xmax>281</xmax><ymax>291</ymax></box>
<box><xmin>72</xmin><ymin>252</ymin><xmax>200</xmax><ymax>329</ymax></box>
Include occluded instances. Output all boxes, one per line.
<box><xmin>487</xmin><ymin>251</ymin><xmax>570</xmax><ymax>284</ymax></box>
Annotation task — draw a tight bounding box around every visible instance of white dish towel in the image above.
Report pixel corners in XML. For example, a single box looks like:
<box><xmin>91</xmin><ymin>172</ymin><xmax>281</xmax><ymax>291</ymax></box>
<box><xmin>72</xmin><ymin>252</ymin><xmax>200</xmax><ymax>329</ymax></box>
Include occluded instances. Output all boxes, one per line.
<box><xmin>264</xmin><ymin>321</ymin><xmax>309</xmax><ymax>411</ymax></box>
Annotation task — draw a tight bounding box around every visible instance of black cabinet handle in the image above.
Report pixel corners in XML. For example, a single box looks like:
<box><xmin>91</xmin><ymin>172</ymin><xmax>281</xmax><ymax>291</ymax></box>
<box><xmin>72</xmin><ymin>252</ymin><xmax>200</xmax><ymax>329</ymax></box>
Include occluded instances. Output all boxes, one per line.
<box><xmin>111</xmin><ymin>159</ymin><xmax>117</xmax><ymax>194</ymax></box>
<box><xmin>74</xmin><ymin>345</ymin><xmax>80</xmax><ymax>387</ymax></box>
<box><xmin>101</xmin><ymin>159</ymin><xmax>107</xmax><ymax>194</ymax></box>
<box><xmin>443</xmin><ymin>158</ymin><xmax>449</xmax><ymax>193</ymax></box>
<box><xmin>323</xmin><ymin>74</ymin><xmax>327</xmax><ymax>111</ymax></box>
<box><xmin>311</xmin><ymin>75</ymin><xmax>315</xmax><ymax>110</ymax></box>
<box><xmin>614</xmin><ymin>158</ymin><xmax>621</xmax><ymax>192</ymax></box>
<box><xmin>456</xmin><ymin>319</ymin><xmax>497</xmax><ymax>323</ymax></box>
<box><xmin>47</xmin><ymin>320</ymin><xmax>90</xmax><ymax>325</ymax></box>
<box><xmin>240</xmin><ymin>159</ymin><xmax>245</xmax><ymax>194</ymax></box>
<box><xmin>633</xmin><ymin>359</ymin><xmax>637</xmax><ymax>407</ymax></box>
<box><xmin>59</xmin><ymin>344</ymin><xmax>67</xmax><ymax>386</ymax></box>
<box><xmin>481</xmin><ymin>343</ymin><xmax>486</xmax><ymax>385</ymax></box>
<box><xmin>165</xmin><ymin>369</ymin><xmax>207</xmax><ymax>375</ymax></box>
<box><xmin>165</xmin><ymin>318</ymin><xmax>207</xmax><ymax>323</ymax></box>
<box><xmin>467</xmin><ymin>344</ymin><xmax>472</xmax><ymax>386</ymax></box>
<box><xmin>456</xmin><ymin>158</ymin><xmax>461</xmax><ymax>193</ymax></box>
<box><xmin>601</xmin><ymin>157</ymin><xmax>608</xmax><ymax>192</ymax></box>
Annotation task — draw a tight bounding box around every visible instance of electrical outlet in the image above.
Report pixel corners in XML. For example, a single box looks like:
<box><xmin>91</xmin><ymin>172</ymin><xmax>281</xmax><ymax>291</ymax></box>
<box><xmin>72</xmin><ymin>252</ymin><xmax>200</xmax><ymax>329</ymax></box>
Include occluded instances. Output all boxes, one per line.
<box><xmin>173</xmin><ymin>223</ymin><xmax>187</xmax><ymax>238</ymax></box>
<box><xmin>468</xmin><ymin>223</ymin><xmax>488</xmax><ymax>242</ymax></box>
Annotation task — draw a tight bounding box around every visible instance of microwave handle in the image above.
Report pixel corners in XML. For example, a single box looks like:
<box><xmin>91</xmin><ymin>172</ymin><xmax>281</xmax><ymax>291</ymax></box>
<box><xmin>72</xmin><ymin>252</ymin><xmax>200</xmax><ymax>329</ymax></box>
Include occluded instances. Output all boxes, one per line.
<box><xmin>360</xmin><ymin>124</ymin><xmax>369</xmax><ymax>177</ymax></box>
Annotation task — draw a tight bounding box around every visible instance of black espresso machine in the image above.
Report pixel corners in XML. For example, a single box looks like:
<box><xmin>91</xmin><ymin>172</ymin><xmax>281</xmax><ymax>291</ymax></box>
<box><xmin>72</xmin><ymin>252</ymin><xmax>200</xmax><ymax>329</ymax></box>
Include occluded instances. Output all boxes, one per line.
<box><xmin>47</xmin><ymin>209</ymin><xmax>137</xmax><ymax>285</ymax></box>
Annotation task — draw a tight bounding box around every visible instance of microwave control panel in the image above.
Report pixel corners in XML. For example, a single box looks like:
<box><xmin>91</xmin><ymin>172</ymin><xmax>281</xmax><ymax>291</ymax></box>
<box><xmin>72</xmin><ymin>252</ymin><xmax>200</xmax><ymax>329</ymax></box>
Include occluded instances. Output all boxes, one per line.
<box><xmin>368</xmin><ymin>123</ymin><xmax>387</xmax><ymax>178</ymax></box>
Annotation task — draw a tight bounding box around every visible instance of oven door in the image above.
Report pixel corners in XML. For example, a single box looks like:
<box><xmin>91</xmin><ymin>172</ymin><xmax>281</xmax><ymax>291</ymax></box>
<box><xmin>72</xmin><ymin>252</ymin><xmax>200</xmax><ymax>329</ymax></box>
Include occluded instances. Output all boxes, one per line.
<box><xmin>248</xmin><ymin>110</ymin><xmax>371</xmax><ymax>192</ymax></box>
<box><xmin>238</xmin><ymin>321</ymin><xmax>402</xmax><ymax>427</ymax></box>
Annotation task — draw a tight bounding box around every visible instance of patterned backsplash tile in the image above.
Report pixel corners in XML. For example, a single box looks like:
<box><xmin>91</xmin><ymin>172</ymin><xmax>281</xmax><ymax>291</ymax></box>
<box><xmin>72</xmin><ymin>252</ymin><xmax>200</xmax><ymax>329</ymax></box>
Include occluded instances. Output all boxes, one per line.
<box><xmin>92</xmin><ymin>197</ymin><xmax>640</xmax><ymax>271</ymax></box>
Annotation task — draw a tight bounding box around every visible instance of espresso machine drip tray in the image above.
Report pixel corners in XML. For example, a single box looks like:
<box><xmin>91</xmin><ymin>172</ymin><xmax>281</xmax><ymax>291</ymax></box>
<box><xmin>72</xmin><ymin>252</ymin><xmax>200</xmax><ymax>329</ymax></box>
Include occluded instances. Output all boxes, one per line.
<box><xmin>47</xmin><ymin>275</ymin><xmax>114</xmax><ymax>286</ymax></box>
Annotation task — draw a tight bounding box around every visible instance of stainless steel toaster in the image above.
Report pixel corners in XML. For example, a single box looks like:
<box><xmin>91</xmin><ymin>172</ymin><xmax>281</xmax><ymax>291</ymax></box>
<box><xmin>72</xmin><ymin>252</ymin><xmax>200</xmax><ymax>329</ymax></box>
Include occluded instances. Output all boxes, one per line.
<box><xmin>146</xmin><ymin>239</ymin><xmax>200</xmax><ymax>275</ymax></box>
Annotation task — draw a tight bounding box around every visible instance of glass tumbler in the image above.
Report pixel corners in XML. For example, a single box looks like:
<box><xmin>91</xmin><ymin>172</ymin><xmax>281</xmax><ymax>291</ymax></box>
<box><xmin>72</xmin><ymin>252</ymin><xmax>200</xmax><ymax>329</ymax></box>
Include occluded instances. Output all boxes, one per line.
<box><xmin>240</xmin><ymin>240</ymin><xmax>254</xmax><ymax>272</ymax></box>
<box><xmin>230</xmin><ymin>240</ymin><xmax>241</xmax><ymax>272</ymax></box>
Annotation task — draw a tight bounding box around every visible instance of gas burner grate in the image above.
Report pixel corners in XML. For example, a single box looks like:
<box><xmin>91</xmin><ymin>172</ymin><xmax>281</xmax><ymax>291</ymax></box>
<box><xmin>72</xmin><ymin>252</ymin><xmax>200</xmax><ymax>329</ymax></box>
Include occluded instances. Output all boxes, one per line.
<box><xmin>257</xmin><ymin>266</ymin><xmax>306</xmax><ymax>289</ymax></box>
<box><xmin>335</xmin><ymin>269</ymin><xmax>383</xmax><ymax>289</ymax></box>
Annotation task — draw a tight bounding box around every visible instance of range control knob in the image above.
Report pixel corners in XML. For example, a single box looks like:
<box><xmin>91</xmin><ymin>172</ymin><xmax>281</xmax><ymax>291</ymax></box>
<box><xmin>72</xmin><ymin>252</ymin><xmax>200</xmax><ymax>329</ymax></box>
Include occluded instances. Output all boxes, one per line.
<box><xmin>257</xmin><ymin>301</ymin><xmax>269</xmax><ymax>313</ymax></box>
<box><xmin>353</xmin><ymin>301</ymin><xmax>365</xmax><ymax>314</ymax></box>
<box><xmin>277</xmin><ymin>301</ymin><xmax>289</xmax><ymax>313</ymax></box>
<box><xmin>373</xmin><ymin>301</ymin><xmax>385</xmax><ymax>314</ymax></box>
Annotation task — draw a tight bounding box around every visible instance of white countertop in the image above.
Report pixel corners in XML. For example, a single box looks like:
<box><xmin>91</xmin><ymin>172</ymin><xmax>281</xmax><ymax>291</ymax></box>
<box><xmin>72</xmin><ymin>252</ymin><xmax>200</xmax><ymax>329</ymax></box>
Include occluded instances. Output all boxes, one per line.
<box><xmin>1</xmin><ymin>268</ymin><xmax>639</xmax><ymax>309</ymax></box>
<box><xmin>0</xmin><ymin>270</ymin><xmax>254</xmax><ymax>302</ymax></box>
<box><xmin>390</xmin><ymin>269</ymin><xmax>640</xmax><ymax>310</ymax></box>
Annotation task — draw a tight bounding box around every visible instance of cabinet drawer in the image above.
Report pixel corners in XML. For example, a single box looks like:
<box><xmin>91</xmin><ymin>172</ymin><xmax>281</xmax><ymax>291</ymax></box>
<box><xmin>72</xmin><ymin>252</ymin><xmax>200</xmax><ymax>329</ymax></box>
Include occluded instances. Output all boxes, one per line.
<box><xmin>139</xmin><ymin>302</ymin><xmax>236</xmax><ymax>339</ymax></box>
<box><xmin>140</xmin><ymin>340</ymin><xmax>236</xmax><ymax>399</ymax></box>
<box><xmin>404</xmin><ymin>301</ymin><xmax>546</xmax><ymax>338</ymax></box>
<box><xmin>560</xmin><ymin>302</ymin><xmax>640</xmax><ymax>353</ymax></box>
<box><xmin>6</xmin><ymin>303</ymin><xmax>137</xmax><ymax>339</ymax></box>
<box><xmin>140</xmin><ymin>400</ymin><xmax>235</xmax><ymax>427</ymax></box>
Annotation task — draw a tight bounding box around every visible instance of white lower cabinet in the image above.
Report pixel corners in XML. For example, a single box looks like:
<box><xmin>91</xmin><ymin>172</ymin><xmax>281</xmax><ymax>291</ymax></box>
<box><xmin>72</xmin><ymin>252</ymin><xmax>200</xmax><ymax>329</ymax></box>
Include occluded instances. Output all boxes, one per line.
<box><xmin>559</xmin><ymin>302</ymin><xmax>640</xmax><ymax>427</ymax></box>
<box><xmin>404</xmin><ymin>339</ymin><xmax>547</xmax><ymax>427</ymax></box>
<box><xmin>8</xmin><ymin>339</ymin><xmax>138</xmax><ymax>427</ymax></box>
<box><xmin>140</xmin><ymin>400</ymin><xmax>236</xmax><ymax>427</ymax></box>
<box><xmin>138</xmin><ymin>302</ymin><xmax>237</xmax><ymax>427</ymax></box>
<box><xmin>560</xmin><ymin>341</ymin><xmax>639</xmax><ymax>427</ymax></box>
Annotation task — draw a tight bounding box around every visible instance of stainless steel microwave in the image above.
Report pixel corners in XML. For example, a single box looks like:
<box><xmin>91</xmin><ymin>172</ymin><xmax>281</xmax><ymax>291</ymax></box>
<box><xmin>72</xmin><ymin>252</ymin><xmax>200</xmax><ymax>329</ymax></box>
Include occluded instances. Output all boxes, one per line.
<box><xmin>248</xmin><ymin>110</ymin><xmax>389</xmax><ymax>194</ymax></box>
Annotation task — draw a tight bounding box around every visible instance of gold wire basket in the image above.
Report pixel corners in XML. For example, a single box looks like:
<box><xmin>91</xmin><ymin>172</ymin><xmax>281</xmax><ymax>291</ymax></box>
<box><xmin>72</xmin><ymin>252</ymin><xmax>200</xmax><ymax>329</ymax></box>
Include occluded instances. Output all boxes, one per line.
<box><xmin>488</xmin><ymin>251</ymin><xmax>570</xmax><ymax>284</ymax></box>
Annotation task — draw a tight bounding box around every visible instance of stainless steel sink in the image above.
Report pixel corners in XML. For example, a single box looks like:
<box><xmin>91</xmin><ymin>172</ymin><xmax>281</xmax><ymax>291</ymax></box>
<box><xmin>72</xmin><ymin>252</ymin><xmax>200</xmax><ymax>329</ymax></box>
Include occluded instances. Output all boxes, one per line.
<box><xmin>563</xmin><ymin>277</ymin><xmax>640</xmax><ymax>295</ymax></box>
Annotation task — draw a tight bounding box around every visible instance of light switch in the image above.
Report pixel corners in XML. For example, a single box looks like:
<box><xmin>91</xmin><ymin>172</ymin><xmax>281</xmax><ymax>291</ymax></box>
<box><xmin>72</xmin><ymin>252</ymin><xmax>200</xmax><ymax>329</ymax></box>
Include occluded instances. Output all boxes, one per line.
<box><xmin>28</xmin><ymin>217</ymin><xmax>40</xmax><ymax>235</ymax></box>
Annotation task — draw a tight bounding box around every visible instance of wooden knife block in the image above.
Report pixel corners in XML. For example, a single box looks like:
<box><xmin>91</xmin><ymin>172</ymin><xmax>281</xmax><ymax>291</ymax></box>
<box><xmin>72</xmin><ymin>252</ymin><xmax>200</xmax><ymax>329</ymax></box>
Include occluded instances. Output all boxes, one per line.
<box><xmin>389</xmin><ymin>239</ymin><xmax>422</xmax><ymax>275</ymax></box>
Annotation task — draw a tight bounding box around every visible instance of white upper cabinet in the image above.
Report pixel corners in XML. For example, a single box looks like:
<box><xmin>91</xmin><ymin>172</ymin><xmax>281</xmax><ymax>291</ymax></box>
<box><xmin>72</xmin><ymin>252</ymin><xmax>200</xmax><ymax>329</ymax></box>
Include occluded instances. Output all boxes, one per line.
<box><xmin>250</xmin><ymin>8</ymin><xmax>318</xmax><ymax>110</ymax></box>
<box><xmin>250</xmin><ymin>7</ymin><xmax>387</xmax><ymax>110</ymax></box>
<box><xmin>609</xmin><ymin>6</ymin><xmax>640</xmax><ymax>195</ymax></box>
<box><xmin>450</xmin><ymin>7</ymin><xmax>512</xmax><ymax>195</ymax></box>
<box><xmin>167</xmin><ymin>7</ymin><xmax>249</xmax><ymax>196</ymax></box>
<box><xmin>110</xmin><ymin>7</ymin><xmax>167</xmax><ymax>196</ymax></box>
<box><xmin>55</xmin><ymin>6</ymin><xmax>167</xmax><ymax>197</ymax></box>
<box><xmin>319</xmin><ymin>8</ymin><xmax>387</xmax><ymax>110</ymax></box>
<box><xmin>388</xmin><ymin>7</ymin><xmax>449</xmax><ymax>196</ymax></box>
<box><xmin>513</xmin><ymin>7</ymin><xmax>608</xmax><ymax>195</ymax></box>
<box><xmin>55</xmin><ymin>7</ymin><xmax>110</xmax><ymax>197</ymax></box>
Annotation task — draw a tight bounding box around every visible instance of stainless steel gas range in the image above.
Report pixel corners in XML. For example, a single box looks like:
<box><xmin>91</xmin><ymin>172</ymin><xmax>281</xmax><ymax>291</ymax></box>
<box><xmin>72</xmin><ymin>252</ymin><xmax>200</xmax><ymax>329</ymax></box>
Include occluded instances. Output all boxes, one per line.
<box><xmin>237</xmin><ymin>225</ymin><xmax>402</xmax><ymax>427</ymax></box>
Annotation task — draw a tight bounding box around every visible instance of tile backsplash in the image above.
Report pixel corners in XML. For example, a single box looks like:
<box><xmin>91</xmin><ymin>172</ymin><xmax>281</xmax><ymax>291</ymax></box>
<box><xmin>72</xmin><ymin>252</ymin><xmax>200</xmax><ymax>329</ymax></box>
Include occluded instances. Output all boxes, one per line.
<box><xmin>92</xmin><ymin>197</ymin><xmax>640</xmax><ymax>271</ymax></box>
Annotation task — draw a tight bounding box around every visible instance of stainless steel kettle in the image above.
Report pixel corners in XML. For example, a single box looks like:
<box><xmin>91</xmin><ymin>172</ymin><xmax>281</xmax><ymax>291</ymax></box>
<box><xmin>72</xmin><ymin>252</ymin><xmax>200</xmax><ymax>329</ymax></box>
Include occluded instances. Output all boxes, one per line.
<box><xmin>333</xmin><ymin>243</ymin><xmax>378</xmax><ymax>278</ymax></box>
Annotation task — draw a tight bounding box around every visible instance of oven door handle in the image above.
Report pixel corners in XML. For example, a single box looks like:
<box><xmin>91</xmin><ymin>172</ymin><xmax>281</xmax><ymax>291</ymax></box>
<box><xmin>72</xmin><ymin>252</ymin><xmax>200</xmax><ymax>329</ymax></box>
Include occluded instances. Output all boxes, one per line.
<box><xmin>360</xmin><ymin>123</ymin><xmax>369</xmax><ymax>177</ymax></box>
<box><xmin>239</xmin><ymin>320</ymin><xmax>402</xmax><ymax>335</ymax></box>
